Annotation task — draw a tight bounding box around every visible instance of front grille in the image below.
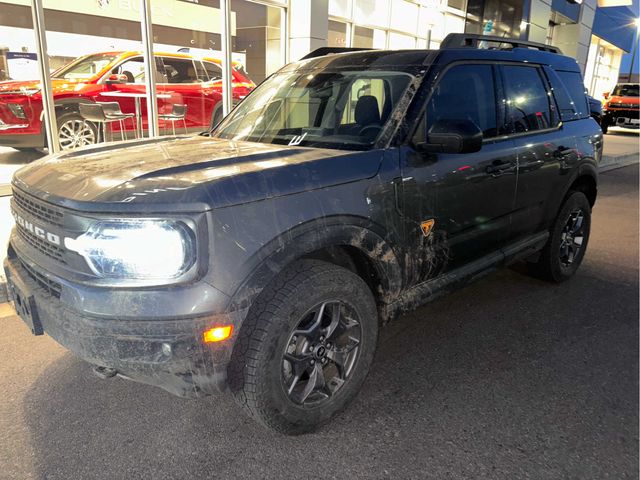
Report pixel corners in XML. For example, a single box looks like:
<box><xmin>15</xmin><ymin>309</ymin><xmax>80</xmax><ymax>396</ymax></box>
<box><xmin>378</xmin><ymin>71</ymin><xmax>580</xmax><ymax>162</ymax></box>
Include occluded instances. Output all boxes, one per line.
<box><xmin>610</xmin><ymin>103</ymin><xmax>639</xmax><ymax>110</ymax></box>
<box><xmin>12</xmin><ymin>189</ymin><xmax>64</xmax><ymax>227</ymax></box>
<box><xmin>15</xmin><ymin>224</ymin><xmax>66</xmax><ymax>264</ymax></box>
<box><xmin>19</xmin><ymin>259</ymin><xmax>62</xmax><ymax>299</ymax></box>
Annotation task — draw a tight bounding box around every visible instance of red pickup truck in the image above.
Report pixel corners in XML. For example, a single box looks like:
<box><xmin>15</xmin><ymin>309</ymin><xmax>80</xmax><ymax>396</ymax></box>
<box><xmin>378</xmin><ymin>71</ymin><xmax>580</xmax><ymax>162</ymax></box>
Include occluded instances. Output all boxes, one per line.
<box><xmin>0</xmin><ymin>51</ymin><xmax>255</xmax><ymax>150</ymax></box>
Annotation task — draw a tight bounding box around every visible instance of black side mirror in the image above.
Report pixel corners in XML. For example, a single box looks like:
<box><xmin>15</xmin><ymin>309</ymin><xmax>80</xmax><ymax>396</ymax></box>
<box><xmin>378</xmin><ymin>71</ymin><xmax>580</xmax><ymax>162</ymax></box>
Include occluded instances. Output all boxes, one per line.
<box><xmin>416</xmin><ymin>118</ymin><xmax>483</xmax><ymax>154</ymax></box>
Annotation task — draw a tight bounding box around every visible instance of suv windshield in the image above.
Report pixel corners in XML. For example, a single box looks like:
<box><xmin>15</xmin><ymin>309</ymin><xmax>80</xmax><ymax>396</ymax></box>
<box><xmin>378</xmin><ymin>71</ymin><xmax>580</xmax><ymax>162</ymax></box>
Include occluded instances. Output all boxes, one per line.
<box><xmin>612</xmin><ymin>84</ymin><xmax>639</xmax><ymax>97</ymax></box>
<box><xmin>213</xmin><ymin>70</ymin><xmax>413</xmax><ymax>150</ymax></box>
<box><xmin>53</xmin><ymin>53</ymin><xmax>120</xmax><ymax>80</ymax></box>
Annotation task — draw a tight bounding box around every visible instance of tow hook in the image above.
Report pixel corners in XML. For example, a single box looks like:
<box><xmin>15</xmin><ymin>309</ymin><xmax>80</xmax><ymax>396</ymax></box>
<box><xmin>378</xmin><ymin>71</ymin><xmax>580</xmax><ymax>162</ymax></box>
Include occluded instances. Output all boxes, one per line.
<box><xmin>93</xmin><ymin>365</ymin><xmax>117</xmax><ymax>379</ymax></box>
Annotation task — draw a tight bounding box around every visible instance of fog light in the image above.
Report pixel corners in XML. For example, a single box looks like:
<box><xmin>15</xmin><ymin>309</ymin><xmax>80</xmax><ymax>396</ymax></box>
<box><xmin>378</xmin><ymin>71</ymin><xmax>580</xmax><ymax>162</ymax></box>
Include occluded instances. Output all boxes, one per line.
<box><xmin>203</xmin><ymin>325</ymin><xmax>233</xmax><ymax>343</ymax></box>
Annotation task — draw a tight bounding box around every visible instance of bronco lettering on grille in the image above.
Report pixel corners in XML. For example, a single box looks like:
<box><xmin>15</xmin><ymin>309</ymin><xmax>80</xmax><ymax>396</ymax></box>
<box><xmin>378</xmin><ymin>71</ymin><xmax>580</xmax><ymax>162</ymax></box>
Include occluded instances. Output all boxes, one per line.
<box><xmin>13</xmin><ymin>212</ymin><xmax>61</xmax><ymax>246</ymax></box>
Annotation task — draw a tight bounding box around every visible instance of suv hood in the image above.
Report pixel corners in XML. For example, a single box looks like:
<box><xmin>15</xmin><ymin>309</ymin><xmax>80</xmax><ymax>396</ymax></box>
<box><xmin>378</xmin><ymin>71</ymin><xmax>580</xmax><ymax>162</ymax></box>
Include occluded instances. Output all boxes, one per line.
<box><xmin>13</xmin><ymin>136</ymin><xmax>383</xmax><ymax>212</ymax></box>
<box><xmin>0</xmin><ymin>79</ymin><xmax>42</xmax><ymax>95</ymax></box>
<box><xmin>0</xmin><ymin>78</ymin><xmax>87</xmax><ymax>96</ymax></box>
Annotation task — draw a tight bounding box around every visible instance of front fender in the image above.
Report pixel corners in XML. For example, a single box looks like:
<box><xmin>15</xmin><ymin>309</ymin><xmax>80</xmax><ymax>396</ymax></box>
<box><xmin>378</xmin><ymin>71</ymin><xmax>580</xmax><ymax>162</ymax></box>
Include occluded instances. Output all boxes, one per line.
<box><xmin>225</xmin><ymin>217</ymin><xmax>403</xmax><ymax>315</ymax></box>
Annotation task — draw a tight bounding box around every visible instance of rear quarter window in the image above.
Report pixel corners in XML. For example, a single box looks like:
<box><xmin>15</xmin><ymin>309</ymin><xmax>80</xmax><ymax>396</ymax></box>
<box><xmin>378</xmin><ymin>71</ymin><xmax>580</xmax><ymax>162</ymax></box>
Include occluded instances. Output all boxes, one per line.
<box><xmin>555</xmin><ymin>70</ymin><xmax>589</xmax><ymax>120</ymax></box>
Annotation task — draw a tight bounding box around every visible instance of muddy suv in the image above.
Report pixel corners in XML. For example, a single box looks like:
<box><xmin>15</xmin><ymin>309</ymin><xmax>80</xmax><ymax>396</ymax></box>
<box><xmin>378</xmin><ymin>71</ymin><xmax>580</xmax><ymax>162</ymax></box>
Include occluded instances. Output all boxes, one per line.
<box><xmin>0</xmin><ymin>51</ymin><xmax>254</xmax><ymax>150</ymax></box>
<box><xmin>4</xmin><ymin>34</ymin><xmax>602</xmax><ymax>434</ymax></box>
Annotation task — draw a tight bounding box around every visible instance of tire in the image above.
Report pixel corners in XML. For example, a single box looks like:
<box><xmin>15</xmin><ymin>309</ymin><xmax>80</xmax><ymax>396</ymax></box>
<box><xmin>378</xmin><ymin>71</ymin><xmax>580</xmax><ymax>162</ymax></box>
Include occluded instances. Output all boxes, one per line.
<box><xmin>528</xmin><ymin>191</ymin><xmax>591</xmax><ymax>282</ymax></box>
<box><xmin>228</xmin><ymin>259</ymin><xmax>378</xmax><ymax>435</ymax></box>
<box><xmin>56</xmin><ymin>111</ymin><xmax>98</xmax><ymax>150</ymax></box>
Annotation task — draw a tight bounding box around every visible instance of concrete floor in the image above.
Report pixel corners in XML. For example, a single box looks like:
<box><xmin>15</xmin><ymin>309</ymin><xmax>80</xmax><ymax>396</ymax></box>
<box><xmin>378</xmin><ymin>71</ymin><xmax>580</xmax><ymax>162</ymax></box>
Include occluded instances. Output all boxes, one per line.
<box><xmin>0</xmin><ymin>164</ymin><xmax>637</xmax><ymax>479</ymax></box>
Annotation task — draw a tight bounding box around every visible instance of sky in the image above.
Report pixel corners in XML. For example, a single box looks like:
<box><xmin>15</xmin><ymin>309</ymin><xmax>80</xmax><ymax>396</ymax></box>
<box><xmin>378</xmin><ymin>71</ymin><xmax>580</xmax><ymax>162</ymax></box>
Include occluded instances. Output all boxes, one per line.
<box><xmin>618</xmin><ymin>0</ymin><xmax>640</xmax><ymax>76</ymax></box>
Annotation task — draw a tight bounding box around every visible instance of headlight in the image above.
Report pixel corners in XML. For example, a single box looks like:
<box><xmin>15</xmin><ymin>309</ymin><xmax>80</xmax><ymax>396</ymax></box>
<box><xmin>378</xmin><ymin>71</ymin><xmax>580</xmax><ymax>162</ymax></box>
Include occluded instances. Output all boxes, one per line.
<box><xmin>65</xmin><ymin>220</ymin><xmax>195</xmax><ymax>280</ymax></box>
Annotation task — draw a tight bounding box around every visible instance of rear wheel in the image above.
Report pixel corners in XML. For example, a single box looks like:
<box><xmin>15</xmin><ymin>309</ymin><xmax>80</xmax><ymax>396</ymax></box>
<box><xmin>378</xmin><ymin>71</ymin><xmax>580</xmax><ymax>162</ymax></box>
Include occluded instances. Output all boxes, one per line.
<box><xmin>228</xmin><ymin>259</ymin><xmax>378</xmax><ymax>435</ymax></box>
<box><xmin>528</xmin><ymin>191</ymin><xmax>591</xmax><ymax>282</ymax></box>
<box><xmin>57</xmin><ymin>111</ymin><xmax>98</xmax><ymax>150</ymax></box>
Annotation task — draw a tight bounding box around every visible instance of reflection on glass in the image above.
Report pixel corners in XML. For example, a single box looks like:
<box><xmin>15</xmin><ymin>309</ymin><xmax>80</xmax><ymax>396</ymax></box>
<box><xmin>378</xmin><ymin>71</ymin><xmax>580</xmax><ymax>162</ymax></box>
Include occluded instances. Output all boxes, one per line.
<box><xmin>353</xmin><ymin>26</ymin><xmax>386</xmax><ymax>49</ymax></box>
<box><xmin>328</xmin><ymin>20</ymin><xmax>348</xmax><ymax>48</ymax></box>
<box><xmin>232</xmin><ymin>0</ymin><xmax>285</xmax><ymax>85</ymax></box>
<box><xmin>214</xmin><ymin>69</ymin><xmax>413</xmax><ymax>150</ymax></box>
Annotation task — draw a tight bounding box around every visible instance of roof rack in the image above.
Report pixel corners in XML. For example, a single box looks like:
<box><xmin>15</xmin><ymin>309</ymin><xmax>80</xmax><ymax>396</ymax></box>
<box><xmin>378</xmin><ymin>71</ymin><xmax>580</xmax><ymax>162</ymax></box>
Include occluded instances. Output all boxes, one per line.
<box><xmin>440</xmin><ymin>33</ymin><xmax>562</xmax><ymax>54</ymax></box>
<box><xmin>300</xmin><ymin>47</ymin><xmax>372</xmax><ymax>60</ymax></box>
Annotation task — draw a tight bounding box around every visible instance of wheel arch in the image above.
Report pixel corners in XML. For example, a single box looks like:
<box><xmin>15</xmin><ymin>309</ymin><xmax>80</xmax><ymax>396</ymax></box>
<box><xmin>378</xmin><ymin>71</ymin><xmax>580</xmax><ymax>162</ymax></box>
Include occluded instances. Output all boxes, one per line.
<box><xmin>53</xmin><ymin>97</ymin><xmax>97</xmax><ymax>115</ymax></box>
<box><xmin>565</xmin><ymin>163</ymin><xmax>598</xmax><ymax>208</ymax></box>
<box><xmin>226</xmin><ymin>220</ymin><xmax>404</xmax><ymax>321</ymax></box>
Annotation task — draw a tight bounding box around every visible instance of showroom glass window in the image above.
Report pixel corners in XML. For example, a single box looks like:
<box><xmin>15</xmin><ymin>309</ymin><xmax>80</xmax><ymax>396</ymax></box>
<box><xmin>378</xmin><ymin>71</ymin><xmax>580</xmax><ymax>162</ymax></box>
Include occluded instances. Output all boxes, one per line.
<box><xmin>502</xmin><ymin>65</ymin><xmax>554</xmax><ymax>133</ymax></box>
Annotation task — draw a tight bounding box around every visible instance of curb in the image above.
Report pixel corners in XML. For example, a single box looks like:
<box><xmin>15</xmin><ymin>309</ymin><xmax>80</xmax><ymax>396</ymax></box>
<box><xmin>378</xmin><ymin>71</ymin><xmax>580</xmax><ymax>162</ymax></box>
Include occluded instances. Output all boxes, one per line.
<box><xmin>599</xmin><ymin>153</ymin><xmax>639</xmax><ymax>173</ymax></box>
<box><xmin>0</xmin><ymin>153</ymin><xmax>638</xmax><ymax>306</ymax></box>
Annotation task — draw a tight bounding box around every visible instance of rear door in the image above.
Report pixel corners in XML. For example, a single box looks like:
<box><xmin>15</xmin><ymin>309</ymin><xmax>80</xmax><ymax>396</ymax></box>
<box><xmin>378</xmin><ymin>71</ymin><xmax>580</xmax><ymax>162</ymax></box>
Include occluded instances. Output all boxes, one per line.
<box><xmin>500</xmin><ymin>64</ymin><xmax>579</xmax><ymax>239</ymax></box>
<box><xmin>400</xmin><ymin>63</ymin><xmax>518</xmax><ymax>281</ymax></box>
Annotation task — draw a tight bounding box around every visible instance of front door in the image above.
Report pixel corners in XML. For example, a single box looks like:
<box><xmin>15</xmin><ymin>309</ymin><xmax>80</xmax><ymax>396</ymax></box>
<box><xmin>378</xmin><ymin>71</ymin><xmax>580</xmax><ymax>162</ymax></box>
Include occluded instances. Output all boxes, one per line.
<box><xmin>399</xmin><ymin>63</ymin><xmax>518</xmax><ymax>284</ymax></box>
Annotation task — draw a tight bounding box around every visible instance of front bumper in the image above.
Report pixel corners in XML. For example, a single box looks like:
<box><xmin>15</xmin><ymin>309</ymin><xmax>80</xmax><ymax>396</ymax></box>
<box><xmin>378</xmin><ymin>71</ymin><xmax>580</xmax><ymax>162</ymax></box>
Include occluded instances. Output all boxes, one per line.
<box><xmin>0</xmin><ymin>131</ymin><xmax>44</xmax><ymax>148</ymax></box>
<box><xmin>603</xmin><ymin>109</ymin><xmax>640</xmax><ymax>127</ymax></box>
<box><xmin>3</xmin><ymin>249</ymin><xmax>244</xmax><ymax>398</ymax></box>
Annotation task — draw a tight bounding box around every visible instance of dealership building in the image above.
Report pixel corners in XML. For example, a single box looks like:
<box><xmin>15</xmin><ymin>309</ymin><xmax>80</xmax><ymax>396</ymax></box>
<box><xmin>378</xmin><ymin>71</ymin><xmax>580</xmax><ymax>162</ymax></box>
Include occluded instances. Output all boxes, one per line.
<box><xmin>0</xmin><ymin>0</ymin><xmax>637</xmax><ymax>90</ymax></box>
<box><xmin>0</xmin><ymin>0</ymin><xmax>637</xmax><ymax>190</ymax></box>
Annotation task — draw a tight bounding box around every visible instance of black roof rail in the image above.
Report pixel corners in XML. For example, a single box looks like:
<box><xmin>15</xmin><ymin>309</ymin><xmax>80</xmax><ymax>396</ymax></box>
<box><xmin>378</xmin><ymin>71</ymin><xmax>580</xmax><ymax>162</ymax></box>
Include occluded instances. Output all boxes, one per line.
<box><xmin>440</xmin><ymin>33</ymin><xmax>562</xmax><ymax>54</ymax></box>
<box><xmin>300</xmin><ymin>47</ymin><xmax>373</xmax><ymax>60</ymax></box>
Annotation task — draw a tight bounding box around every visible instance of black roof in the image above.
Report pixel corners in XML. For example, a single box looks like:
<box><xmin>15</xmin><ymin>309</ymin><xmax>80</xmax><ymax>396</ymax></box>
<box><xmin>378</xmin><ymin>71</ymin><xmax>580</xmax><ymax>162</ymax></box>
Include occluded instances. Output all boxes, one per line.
<box><xmin>292</xmin><ymin>33</ymin><xmax>580</xmax><ymax>73</ymax></box>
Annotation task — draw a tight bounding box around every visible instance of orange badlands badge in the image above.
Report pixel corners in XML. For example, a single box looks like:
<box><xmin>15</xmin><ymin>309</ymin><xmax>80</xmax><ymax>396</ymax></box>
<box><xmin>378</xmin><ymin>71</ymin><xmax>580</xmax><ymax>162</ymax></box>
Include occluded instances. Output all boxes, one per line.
<box><xmin>420</xmin><ymin>219</ymin><xmax>435</xmax><ymax>237</ymax></box>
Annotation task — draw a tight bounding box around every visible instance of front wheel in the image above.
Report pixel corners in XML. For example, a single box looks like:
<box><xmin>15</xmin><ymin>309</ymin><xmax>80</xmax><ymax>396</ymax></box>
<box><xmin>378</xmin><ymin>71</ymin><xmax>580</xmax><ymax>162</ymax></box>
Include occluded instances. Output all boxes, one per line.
<box><xmin>228</xmin><ymin>260</ymin><xmax>378</xmax><ymax>435</ymax></box>
<box><xmin>528</xmin><ymin>191</ymin><xmax>591</xmax><ymax>282</ymax></box>
<box><xmin>57</xmin><ymin>111</ymin><xmax>98</xmax><ymax>150</ymax></box>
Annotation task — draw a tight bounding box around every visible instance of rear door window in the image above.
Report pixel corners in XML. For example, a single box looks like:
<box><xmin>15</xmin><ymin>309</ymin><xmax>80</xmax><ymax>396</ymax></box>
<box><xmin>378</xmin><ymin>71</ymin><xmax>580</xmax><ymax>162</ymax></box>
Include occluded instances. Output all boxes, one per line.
<box><xmin>502</xmin><ymin>65</ymin><xmax>555</xmax><ymax>133</ymax></box>
<box><xmin>204</xmin><ymin>62</ymin><xmax>222</xmax><ymax>81</ymax></box>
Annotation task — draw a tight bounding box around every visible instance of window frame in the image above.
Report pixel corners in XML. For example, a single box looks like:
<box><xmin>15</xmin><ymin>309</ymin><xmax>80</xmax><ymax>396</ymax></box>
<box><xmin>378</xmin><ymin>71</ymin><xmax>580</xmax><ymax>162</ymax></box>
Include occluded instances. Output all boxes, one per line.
<box><xmin>203</xmin><ymin>61</ymin><xmax>223</xmax><ymax>81</ymax></box>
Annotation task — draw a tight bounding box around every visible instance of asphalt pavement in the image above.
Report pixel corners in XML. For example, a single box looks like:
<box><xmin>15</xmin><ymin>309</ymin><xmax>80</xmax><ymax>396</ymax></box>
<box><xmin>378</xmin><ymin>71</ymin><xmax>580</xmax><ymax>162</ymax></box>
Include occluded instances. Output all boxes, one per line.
<box><xmin>0</xmin><ymin>167</ymin><xmax>638</xmax><ymax>480</ymax></box>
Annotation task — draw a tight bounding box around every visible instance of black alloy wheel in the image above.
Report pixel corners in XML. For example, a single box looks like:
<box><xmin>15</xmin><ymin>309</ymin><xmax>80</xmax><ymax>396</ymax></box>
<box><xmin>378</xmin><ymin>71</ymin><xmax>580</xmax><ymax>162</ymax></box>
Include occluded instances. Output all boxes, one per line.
<box><xmin>558</xmin><ymin>209</ymin><xmax>586</xmax><ymax>268</ymax></box>
<box><xmin>282</xmin><ymin>300</ymin><xmax>362</xmax><ymax>406</ymax></box>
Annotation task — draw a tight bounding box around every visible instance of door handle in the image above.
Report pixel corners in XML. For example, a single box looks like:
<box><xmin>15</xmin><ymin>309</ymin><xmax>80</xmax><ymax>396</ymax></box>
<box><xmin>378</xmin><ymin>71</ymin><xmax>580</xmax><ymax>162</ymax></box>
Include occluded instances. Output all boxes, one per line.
<box><xmin>485</xmin><ymin>161</ymin><xmax>514</xmax><ymax>174</ymax></box>
<box><xmin>554</xmin><ymin>147</ymin><xmax>574</xmax><ymax>158</ymax></box>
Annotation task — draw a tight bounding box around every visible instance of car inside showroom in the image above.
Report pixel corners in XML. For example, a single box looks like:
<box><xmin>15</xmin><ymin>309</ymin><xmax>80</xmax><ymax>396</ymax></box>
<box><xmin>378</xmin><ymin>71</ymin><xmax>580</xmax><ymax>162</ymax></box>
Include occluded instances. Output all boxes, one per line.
<box><xmin>0</xmin><ymin>0</ymin><xmax>638</xmax><ymax>477</ymax></box>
